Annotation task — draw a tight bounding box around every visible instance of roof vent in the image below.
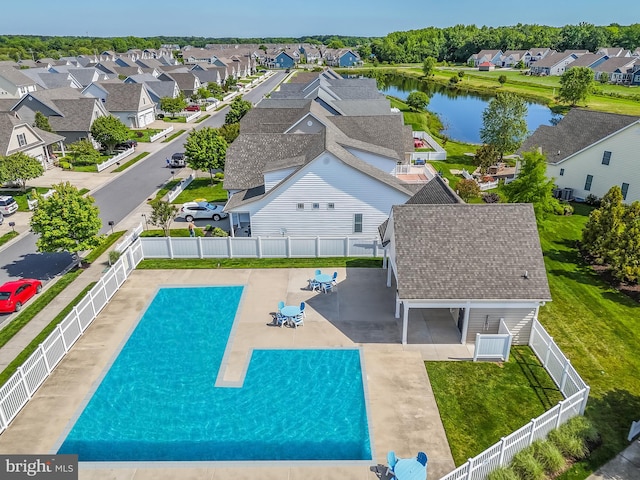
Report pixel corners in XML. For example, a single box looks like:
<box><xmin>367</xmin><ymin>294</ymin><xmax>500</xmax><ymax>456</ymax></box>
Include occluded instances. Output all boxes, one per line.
<box><xmin>523</xmin><ymin>270</ymin><xmax>529</xmax><ymax>279</ymax></box>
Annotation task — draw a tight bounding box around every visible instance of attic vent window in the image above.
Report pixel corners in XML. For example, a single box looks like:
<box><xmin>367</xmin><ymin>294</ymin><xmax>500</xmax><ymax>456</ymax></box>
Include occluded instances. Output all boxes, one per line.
<box><xmin>307</xmin><ymin>120</ymin><xmax>313</xmax><ymax>127</ymax></box>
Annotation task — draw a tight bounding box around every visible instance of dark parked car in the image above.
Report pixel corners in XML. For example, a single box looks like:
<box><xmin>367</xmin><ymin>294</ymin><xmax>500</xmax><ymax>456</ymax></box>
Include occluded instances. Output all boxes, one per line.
<box><xmin>115</xmin><ymin>140</ymin><xmax>137</xmax><ymax>150</ymax></box>
<box><xmin>184</xmin><ymin>105</ymin><xmax>201</xmax><ymax>112</ymax></box>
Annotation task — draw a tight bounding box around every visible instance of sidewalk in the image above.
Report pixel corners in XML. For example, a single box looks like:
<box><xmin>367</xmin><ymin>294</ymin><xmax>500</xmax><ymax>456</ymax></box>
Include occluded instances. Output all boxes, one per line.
<box><xmin>587</xmin><ymin>438</ymin><xmax>640</xmax><ymax>480</ymax></box>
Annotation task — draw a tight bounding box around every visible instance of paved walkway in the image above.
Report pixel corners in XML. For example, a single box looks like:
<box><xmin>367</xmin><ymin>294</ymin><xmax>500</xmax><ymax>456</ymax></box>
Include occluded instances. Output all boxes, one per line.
<box><xmin>587</xmin><ymin>439</ymin><xmax>640</xmax><ymax>480</ymax></box>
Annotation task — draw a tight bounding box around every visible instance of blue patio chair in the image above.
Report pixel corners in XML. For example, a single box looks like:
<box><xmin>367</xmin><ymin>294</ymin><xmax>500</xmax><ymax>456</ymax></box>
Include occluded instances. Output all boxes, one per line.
<box><xmin>315</xmin><ymin>269</ymin><xmax>321</xmax><ymax>275</ymax></box>
<box><xmin>322</xmin><ymin>282</ymin><xmax>333</xmax><ymax>294</ymax></box>
<box><xmin>277</xmin><ymin>301</ymin><xmax>285</xmax><ymax>311</ymax></box>
<box><xmin>332</xmin><ymin>271</ymin><xmax>338</xmax><ymax>285</ymax></box>
<box><xmin>308</xmin><ymin>278</ymin><xmax>321</xmax><ymax>291</ymax></box>
<box><xmin>291</xmin><ymin>313</ymin><xmax>304</xmax><ymax>328</ymax></box>
<box><xmin>276</xmin><ymin>312</ymin><xmax>288</xmax><ymax>328</ymax></box>
<box><xmin>299</xmin><ymin>302</ymin><xmax>306</xmax><ymax>318</ymax></box>
<box><xmin>386</xmin><ymin>451</ymin><xmax>398</xmax><ymax>476</ymax></box>
<box><xmin>417</xmin><ymin>451</ymin><xmax>428</xmax><ymax>467</ymax></box>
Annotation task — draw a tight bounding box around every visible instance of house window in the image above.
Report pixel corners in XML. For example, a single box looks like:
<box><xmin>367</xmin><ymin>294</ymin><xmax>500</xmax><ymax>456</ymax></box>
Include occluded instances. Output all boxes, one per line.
<box><xmin>354</xmin><ymin>213</ymin><xmax>363</xmax><ymax>233</ymax></box>
<box><xmin>17</xmin><ymin>133</ymin><xmax>27</xmax><ymax>147</ymax></box>
<box><xmin>559</xmin><ymin>168</ymin><xmax>565</xmax><ymax>176</ymax></box>
<box><xmin>621</xmin><ymin>183</ymin><xmax>629</xmax><ymax>200</ymax></box>
<box><xmin>327</xmin><ymin>203</ymin><xmax>335</xmax><ymax>210</ymax></box>
<box><xmin>584</xmin><ymin>174</ymin><xmax>594</xmax><ymax>191</ymax></box>
<box><xmin>312</xmin><ymin>203</ymin><xmax>319</xmax><ymax>210</ymax></box>
<box><xmin>602</xmin><ymin>151</ymin><xmax>611</xmax><ymax>165</ymax></box>
<box><xmin>296</xmin><ymin>203</ymin><xmax>304</xmax><ymax>210</ymax></box>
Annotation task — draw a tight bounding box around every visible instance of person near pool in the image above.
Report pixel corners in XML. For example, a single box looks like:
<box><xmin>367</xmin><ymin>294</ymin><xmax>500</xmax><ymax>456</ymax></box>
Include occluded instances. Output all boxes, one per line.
<box><xmin>188</xmin><ymin>221</ymin><xmax>196</xmax><ymax>237</ymax></box>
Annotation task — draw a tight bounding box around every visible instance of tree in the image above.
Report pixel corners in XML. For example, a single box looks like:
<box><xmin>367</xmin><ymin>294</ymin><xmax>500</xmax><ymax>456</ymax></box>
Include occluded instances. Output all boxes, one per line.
<box><xmin>598</xmin><ymin>72</ymin><xmax>609</xmax><ymax>85</ymax></box>
<box><xmin>33</xmin><ymin>111</ymin><xmax>53</xmax><ymax>132</ymax></box>
<box><xmin>406</xmin><ymin>91</ymin><xmax>430</xmax><ymax>111</ymax></box>
<box><xmin>474</xmin><ymin>144</ymin><xmax>499</xmax><ymax>175</ymax></box>
<box><xmin>608</xmin><ymin>202</ymin><xmax>640</xmax><ymax>283</ymax></box>
<box><xmin>224</xmin><ymin>76</ymin><xmax>237</xmax><ymax>92</ymax></box>
<box><xmin>30</xmin><ymin>182</ymin><xmax>102</xmax><ymax>253</ymax></box>
<box><xmin>207</xmin><ymin>82</ymin><xmax>223</xmax><ymax>97</ymax></box>
<box><xmin>217</xmin><ymin>123</ymin><xmax>240</xmax><ymax>144</ymax></box>
<box><xmin>480</xmin><ymin>92</ymin><xmax>528</xmax><ymax>160</ymax></box>
<box><xmin>184</xmin><ymin>127</ymin><xmax>228</xmax><ymax>185</ymax></box>
<box><xmin>224</xmin><ymin>96</ymin><xmax>252</xmax><ymax>124</ymax></box>
<box><xmin>582</xmin><ymin>186</ymin><xmax>626</xmax><ymax>261</ymax></box>
<box><xmin>193</xmin><ymin>87</ymin><xmax>210</xmax><ymax>102</ymax></box>
<box><xmin>68</xmin><ymin>139</ymin><xmax>100</xmax><ymax>166</ymax></box>
<box><xmin>327</xmin><ymin>38</ymin><xmax>345</xmax><ymax>49</ymax></box>
<box><xmin>457</xmin><ymin>70</ymin><xmax>465</xmax><ymax>79</ymax></box>
<box><xmin>457</xmin><ymin>178</ymin><xmax>481</xmax><ymax>202</ymax></box>
<box><xmin>160</xmin><ymin>96</ymin><xmax>187</xmax><ymax>117</ymax></box>
<box><xmin>503</xmin><ymin>150</ymin><xmax>560</xmax><ymax>222</ymax></box>
<box><xmin>0</xmin><ymin>152</ymin><xmax>44</xmax><ymax>192</ymax></box>
<box><xmin>498</xmin><ymin>74</ymin><xmax>507</xmax><ymax>85</ymax></box>
<box><xmin>422</xmin><ymin>56</ymin><xmax>437</xmax><ymax>77</ymax></box>
<box><xmin>558</xmin><ymin>67</ymin><xmax>594</xmax><ymax>106</ymax></box>
<box><xmin>149</xmin><ymin>200</ymin><xmax>179</xmax><ymax>237</ymax></box>
<box><xmin>90</xmin><ymin>115</ymin><xmax>129</xmax><ymax>154</ymax></box>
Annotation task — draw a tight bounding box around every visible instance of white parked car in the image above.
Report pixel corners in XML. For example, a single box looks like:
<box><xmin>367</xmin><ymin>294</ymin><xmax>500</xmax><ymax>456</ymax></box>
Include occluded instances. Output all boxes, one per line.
<box><xmin>178</xmin><ymin>202</ymin><xmax>228</xmax><ymax>222</ymax></box>
<box><xmin>0</xmin><ymin>196</ymin><xmax>18</xmax><ymax>215</ymax></box>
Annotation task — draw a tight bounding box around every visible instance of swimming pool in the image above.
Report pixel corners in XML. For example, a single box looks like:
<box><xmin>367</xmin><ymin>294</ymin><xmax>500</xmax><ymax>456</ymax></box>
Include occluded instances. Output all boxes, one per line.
<box><xmin>57</xmin><ymin>286</ymin><xmax>372</xmax><ymax>461</ymax></box>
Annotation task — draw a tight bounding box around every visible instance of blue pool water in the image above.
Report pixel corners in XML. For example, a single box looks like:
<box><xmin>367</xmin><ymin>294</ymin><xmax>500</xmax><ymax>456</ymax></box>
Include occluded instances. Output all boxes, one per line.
<box><xmin>58</xmin><ymin>286</ymin><xmax>371</xmax><ymax>462</ymax></box>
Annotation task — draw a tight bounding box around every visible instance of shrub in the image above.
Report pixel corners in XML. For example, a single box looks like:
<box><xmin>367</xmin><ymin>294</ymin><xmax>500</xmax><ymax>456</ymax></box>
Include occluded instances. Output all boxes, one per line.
<box><xmin>214</xmin><ymin>172</ymin><xmax>224</xmax><ymax>180</ymax></box>
<box><xmin>498</xmin><ymin>75</ymin><xmax>507</xmax><ymax>85</ymax></box>
<box><xmin>510</xmin><ymin>448</ymin><xmax>545</xmax><ymax>480</ymax></box>
<box><xmin>531</xmin><ymin>440</ymin><xmax>565</xmax><ymax>475</ymax></box>
<box><xmin>108</xmin><ymin>250</ymin><xmax>122</xmax><ymax>265</ymax></box>
<box><xmin>562</xmin><ymin>202</ymin><xmax>574</xmax><ymax>215</ymax></box>
<box><xmin>549</xmin><ymin>424</ymin><xmax>588</xmax><ymax>459</ymax></box>
<box><xmin>449</xmin><ymin>76</ymin><xmax>459</xmax><ymax>85</ymax></box>
<box><xmin>487</xmin><ymin>466</ymin><xmax>518</xmax><ymax>480</ymax></box>
<box><xmin>457</xmin><ymin>70</ymin><xmax>465</xmax><ymax>78</ymax></box>
<box><xmin>211</xmin><ymin>227</ymin><xmax>228</xmax><ymax>237</ymax></box>
<box><xmin>135</xmin><ymin>131</ymin><xmax>144</xmax><ymax>138</ymax></box>
<box><xmin>483</xmin><ymin>192</ymin><xmax>500</xmax><ymax>203</ymax></box>
<box><xmin>585</xmin><ymin>194</ymin><xmax>601</xmax><ymax>207</ymax></box>
<box><xmin>562</xmin><ymin>416</ymin><xmax>599</xmax><ymax>445</ymax></box>
<box><xmin>59</xmin><ymin>161</ymin><xmax>72</xmax><ymax>169</ymax></box>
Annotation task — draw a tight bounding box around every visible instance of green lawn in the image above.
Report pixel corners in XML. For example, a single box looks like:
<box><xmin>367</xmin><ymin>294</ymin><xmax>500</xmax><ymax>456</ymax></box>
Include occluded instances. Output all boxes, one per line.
<box><xmin>163</xmin><ymin>116</ymin><xmax>186</xmax><ymax>123</ymax></box>
<box><xmin>195</xmin><ymin>114</ymin><xmax>211</xmax><ymax>123</ymax></box>
<box><xmin>149</xmin><ymin>180</ymin><xmax>180</xmax><ymax>203</ymax></box>
<box><xmin>127</xmin><ymin>128</ymin><xmax>161</xmax><ymax>142</ymax></box>
<box><xmin>112</xmin><ymin>152</ymin><xmax>149</xmax><ymax>172</ymax></box>
<box><xmin>140</xmin><ymin>228</ymin><xmax>204</xmax><ymax>238</ymax></box>
<box><xmin>0</xmin><ymin>187</ymin><xmax>52</xmax><ymax>211</ymax></box>
<box><xmin>161</xmin><ymin>129</ymin><xmax>186</xmax><ymax>142</ymax></box>
<box><xmin>83</xmin><ymin>230</ymin><xmax>126</xmax><ymax>264</ymax></box>
<box><xmin>536</xmin><ymin>204</ymin><xmax>640</xmax><ymax>479</ymax></box>
<box><xmin>427</xmin><ymin>346</ymin><xmax>563</xmax><ymax>465</ymax></box>
<box><xmin>0</xmin><ymin>231</ymin><xmax>19</xmax><ymax>247</ymax></box>
<box><xmin>170</xmin><ymin>177</ymin><xmax>227</xmax><ymax>204</ymax></box>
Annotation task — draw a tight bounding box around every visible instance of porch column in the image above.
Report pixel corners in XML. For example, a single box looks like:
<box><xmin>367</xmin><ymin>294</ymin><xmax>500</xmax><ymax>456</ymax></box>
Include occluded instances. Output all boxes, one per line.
<box><xmin>402</xmin><ymin>301</ymin><xmax>410</xmax><ymax>345</ymax></box>
<box><xmin>386</xmin><ymin>259</ymin><xmax>392</xmax><ymax>287</ymax></box>
<box><xmin>59</xmin><ymin>141</ymin><xmax>66</xmax><ymax>157</ymax></box>
<box><xmin>395</xmin><ymin>291</ymin><xmax>401</xmax><ymax>318</ymax></box>
<box><xmin>382</xmin><ymin>247</ymin><xmax>388</xmax><ymax>270</ymax></box>
<box><xmin>228</xmin><ymin>212</ymin><xmax>234</xmax><ymax>237</ymax></box>
<box><xmin>460</xmin><ymin>301</ymin><xmax>471</xmax><ymax>345</ymax></box>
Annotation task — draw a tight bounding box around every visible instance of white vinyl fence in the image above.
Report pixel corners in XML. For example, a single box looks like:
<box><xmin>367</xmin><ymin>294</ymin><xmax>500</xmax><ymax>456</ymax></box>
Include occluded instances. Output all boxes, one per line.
<box><xmin>149</xmin><ymin>126</ymin><xmax>173</xmax><ymax>142</ymax></box>
<box><xmin>474</xmin><ymin>320</ymin><xmax>512</xmax><ymax>362</ymax></box>
<box><xmin>141</xmin><ymin>236</ymin><xmax>383</xmax><ymax>259</ymax></box>
<box><xmin>412</xmin><ymin>131</ymin><xmax>447</xmax><ymax>161</ymax></box>
<box><xmin>0</xmin><ymin>240</ymin><xmax>144</xmax><ymax>434</ymax></box>
<box><xmin>166</xmin><ymin>173</ymin><xmax>195</xmax><ymax>202</ymax></box>
<box><xmin>96</xmin><ymin>147</ymin><xmax>135</xmax><ymax>172</ymax></box>
<box><xmin>440</xmin><ymin>319</ymin><xmax>589</xmax><ymax>480</ymax></box>
<box><xmin>114</xmin><ymin>223</ymin><xmax>144</xmax><ymax>253</ymax></box>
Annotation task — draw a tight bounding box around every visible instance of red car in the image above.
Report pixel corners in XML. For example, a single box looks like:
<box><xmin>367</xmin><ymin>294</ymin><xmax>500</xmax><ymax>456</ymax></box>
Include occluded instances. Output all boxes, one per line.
<box><xmin>0</xmin><ymin>279</ymin><xmax>43</xmax><ymax>313</ymax></box>
<box><xmin>184</xmin><ymin>105</ymin><xmax>201</xmax><ymax>112</ymax></box>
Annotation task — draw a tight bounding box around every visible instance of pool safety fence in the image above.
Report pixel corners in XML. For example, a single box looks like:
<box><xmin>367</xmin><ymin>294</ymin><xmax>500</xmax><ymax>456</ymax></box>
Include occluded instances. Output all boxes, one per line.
<box><xmin>141</xmin><ymin>236</ymin><xmax>384</xmax><ymax>259</ymax></box>
<box><xmin>0</xmin><ymin>240</ymin><xmax>144</xmax><ymax>434</ymax></box>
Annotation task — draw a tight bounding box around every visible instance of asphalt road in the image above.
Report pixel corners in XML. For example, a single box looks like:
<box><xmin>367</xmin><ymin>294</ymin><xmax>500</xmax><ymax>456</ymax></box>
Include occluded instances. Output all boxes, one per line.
<box><xmin>0</xmin><ymin>72</ymin><xmax>286</xmax><ymax>284</ymax></box>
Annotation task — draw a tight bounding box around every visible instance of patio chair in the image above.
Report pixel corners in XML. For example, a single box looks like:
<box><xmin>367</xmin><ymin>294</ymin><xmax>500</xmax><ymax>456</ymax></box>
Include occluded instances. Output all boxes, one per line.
<box><xmin>332</xmin><ymin>271</ymin><xmax>338</xmax><ymax>285</ymax></box>
<box><xmin>277</xmin><ymin>301</ymin><xmax>285</xmax><ymax>311</ymax></box>
<box><xmin>386</xmin><ymin>451</ymin><xmax>398</xmax><ymax>476</ymax></box>
<box><xmin>291</xmin><ymin>313</ymin><xmax>304</xmax><ymax>328</ymax></box>
<box><xmin>417</xmin><ymin>451</ymin><xmax>428</xmax><ymax>467</ymax></box>
<box><xmin>275</xmin><ymin>311</ymin><xmax>288</xmax><ymax>328</ymax></box>
<box><xmin>299</xmin><ymin>302</ymin><xmax>306</xmax><ymax>318</ymax></box>
<box><xmin>315</xmin><ymin>269</ymin><xmax>321</xmax><ymax>275</ymax></box>
<box><xmin>308</xmin><ymin>278</ymin><xmax>321</xmax><ymax>291</ymax></box>
<box><xmin>322</xmin><ymin>282</ymin><xmax>333</xmax><ymax>294</ymax></box>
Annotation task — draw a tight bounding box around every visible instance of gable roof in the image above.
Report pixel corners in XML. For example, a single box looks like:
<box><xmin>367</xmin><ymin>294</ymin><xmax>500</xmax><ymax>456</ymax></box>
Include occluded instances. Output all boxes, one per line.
<box><xmin>99</xmin><ymin>83</ymin><xmax>149</xmax><ymax>112</ymax></box>
<box><xmin>0</xmin><ymin>66</ymin><xmax>36</xmax><ymax>87</ymax></box>
<box><xmin>520</xmin><ymin>109</ymin><xmax>639</xmax><ymax>164</ymax></box>
<box><xmin>391</xmin><ymin>203</ymin><xmax>551</xmax><ymax>301</ymax></box>
<box><xmin>47</xmin><ymin>98</ymin><xmax>106</xmax><ymax>132</ymax></box>
<box><xmin>405</xmin><ymin>176</ymin><xmax>463</xmax><ymax>205</ymax></box>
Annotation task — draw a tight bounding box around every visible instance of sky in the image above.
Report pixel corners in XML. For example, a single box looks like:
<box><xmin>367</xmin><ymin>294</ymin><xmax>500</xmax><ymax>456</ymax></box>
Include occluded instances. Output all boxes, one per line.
<box><xmin>1</xmin><ymin>0</ymin><xmax>639</xmax><ymax>38</ymax></box>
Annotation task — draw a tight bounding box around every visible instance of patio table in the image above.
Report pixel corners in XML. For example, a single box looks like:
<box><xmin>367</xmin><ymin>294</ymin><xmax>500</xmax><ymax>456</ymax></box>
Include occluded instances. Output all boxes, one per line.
<box><xmin>314</xmin><ymin>273</ymin><xmax>333</xmax><ymax>284</ymax></box>
<box><xmin>394</xmin><ymin>458</ymin><xmax>427</xmax><ymax>480</ymax></box>
<box><xmin>281</xmin><ymin>305</ymin><xmax>301</xmax><ymax>318</ymax></box>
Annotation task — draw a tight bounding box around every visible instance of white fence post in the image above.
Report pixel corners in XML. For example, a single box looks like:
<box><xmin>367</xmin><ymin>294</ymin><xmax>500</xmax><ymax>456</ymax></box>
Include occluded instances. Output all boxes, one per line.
<box><xmin>580</xmin><ymin>386</ymin><xmax>590</xmax><ymax>415</ymax></box>
<box><xmin>465</xmin><ymin>459</ymin><xmax>474</xmax><ymax>480</ymax></box>
<box><xmin>167</xmin><ymin>236</ymin><xmax>174</xmax><ymax>259</ymax></box>
<box><xmin>555</xmin><ymin>401</ymin><xmax>564</xmax><ymax>428</ymax></box>
<box><xmin>560</xmin><ymin>359</ymin><xmax>571</xmax><ymax>393</ymax></box>
<box><xmin>346</xmin><ymin>237</ymin><xmax>350</xmax><ymax>257</ymax></box>
<box><xmin>0</xmin><ymin>399</ymin><xmax>8</xmax><ymax>426</ymax></box>
<box><xmin>316</xmin><ymin>236</ymin><xmax>320</xmax><ymax>257</ymax></box>
<box><xmin>257</xmin><ymin>237</ymin><xmax>262</xmax><ymax>259</ymax></box>
<box><xmin>17</xmin><ymin>366</ymin><xmax>31</xmax><ymax>399</ymax></box>
<box><xmin>473</xmin><ymin>333</ymin><xmax>480</xmax><ymax>361</ymax></box>
<box><xmin>227</xmin><ymin>236</ymin><xmax>233</xmax><ymax>258</ymax></box>
<box><xmin>286</xmin><ymin>237</ymin><xmax>291</xmax><ymax>258</ymax></box>
<box><xmin>544</xmin><ymin>336</ymin><xmax>553</xmax><ymax>367</ymax></box>
<box><xmin>38</xmin><ymin>344</ymin><xmax>51</xmax><ymax>373</ymax></box>
<box><xmin>56</xmin><ymin>325</ymin><xmax>68</xmax><ymax>352</ymax></box>
<box><xmin>528</xmin><ymin>418</ymin><xmax>537</xmax><ymax>445</ymax></box>
<box><xmin>497</xmin><ymin>437</ymin><xmax>506</xmax><ymax>465</ymax></box>
<box><xmin>197</xmin><ymin>236</ymin><xmax>203</xmax><ymax>259</ymax></box>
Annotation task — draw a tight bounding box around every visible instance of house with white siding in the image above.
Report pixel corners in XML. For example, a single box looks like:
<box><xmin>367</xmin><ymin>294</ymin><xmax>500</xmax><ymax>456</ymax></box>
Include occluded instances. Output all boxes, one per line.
<box><xmin>380</xmin><ymin>203</ymin><xmax>551</xmax><ymax>345</ymax></box>
<box><xmin>0</xmin><ymin>67</ymin><xmax>38</xmax><ymax>98</ymax></box>
<box><xmin>521</xmin><ymin>109</ymin><xmax>640</xmax><ymax>203</ymax></box>
<box><xmin>0</xmin><ymin>112</ymin><xmax>66</xmax><ymax>169</ymax></box>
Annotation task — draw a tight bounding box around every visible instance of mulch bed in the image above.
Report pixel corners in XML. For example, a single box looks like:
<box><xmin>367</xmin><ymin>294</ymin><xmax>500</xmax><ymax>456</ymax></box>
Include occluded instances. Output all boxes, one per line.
<box><xmin>579</xmin><ymin>247</ymin><xmax>640</xmax><ymax>303</ymax></box>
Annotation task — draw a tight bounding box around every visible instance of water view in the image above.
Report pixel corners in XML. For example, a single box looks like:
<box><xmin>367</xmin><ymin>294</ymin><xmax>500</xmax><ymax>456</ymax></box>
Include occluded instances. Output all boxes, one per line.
<box><xmin>376</xmin><ymin>74</ymin><xmax>560</xmax><ymax>144</ymax></box>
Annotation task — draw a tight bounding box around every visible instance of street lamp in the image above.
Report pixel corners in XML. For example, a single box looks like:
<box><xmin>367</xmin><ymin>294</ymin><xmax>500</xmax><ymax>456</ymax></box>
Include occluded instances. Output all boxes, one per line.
<box><xmin>8</xmin><ymin>222</ymin><xmax>15</xmax><ymax>232</ymax></box>
<box><xmin>141</xmin><ymin>213</ymin><xmax>148</xmax><ymax>230</ymax></box>
<box><xmin>108</xmin><ymin>220</ymin><xmax>115</xmax><ymax>235</ymax></box>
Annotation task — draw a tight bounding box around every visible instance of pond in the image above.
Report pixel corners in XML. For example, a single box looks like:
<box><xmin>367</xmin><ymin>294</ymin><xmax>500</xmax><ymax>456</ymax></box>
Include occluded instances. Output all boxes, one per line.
<box><xmin>375</xmin><ymin>74</ymin><xmax>561</xmax><ymax>144</ymax></box>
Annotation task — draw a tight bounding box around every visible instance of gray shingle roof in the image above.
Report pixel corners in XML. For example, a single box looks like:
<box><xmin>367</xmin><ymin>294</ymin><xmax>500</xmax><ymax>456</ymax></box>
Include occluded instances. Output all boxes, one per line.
<box><xmin>0</xmin><ymin>66</ymin><xmax>36</xmax><ymax>87</ymax></box>
<box><xmin>328</xmin><ymin>115</ymin><xmax>410</xmax><ymax>160</ymax></box>
<box><xmin>592</xmin><ymin>56</ymin><xmax>637</xmax><ymax>73</ymax></box>
<box><xmin>520</xmin><ymin>109</ymin><xmax>639</xmax><ymax>164</ymax></box>
<box><xmin>392</xmin><ymin>203</ymin><xmax>551</xmax><ymax>301</ymax></box>
<box><xmin>240</xmin><ymin>105</ymin><xmax>312</xmax><ymax>134</ymax></box>
<box><xmin>47</xmin><ymin>98</ymin><xmax>103</xmax><ymax>133</ymax></box>
<box><xmin>405</xmin><ymin>176</ymin><xmax>463</xmax><ymax>204</ymax></box>
<box><xmin>100</xmin><ymin>83</ymin><xmax>147</xmax><ymax>112</ymax></box>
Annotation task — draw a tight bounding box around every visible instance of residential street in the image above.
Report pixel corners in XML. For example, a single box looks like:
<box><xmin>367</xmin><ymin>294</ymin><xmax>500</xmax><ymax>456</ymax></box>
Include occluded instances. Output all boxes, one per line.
<box><xmin>0</xmin><ymin>71</ymin><xmax>286</xmax><ymax>284</ymax></box>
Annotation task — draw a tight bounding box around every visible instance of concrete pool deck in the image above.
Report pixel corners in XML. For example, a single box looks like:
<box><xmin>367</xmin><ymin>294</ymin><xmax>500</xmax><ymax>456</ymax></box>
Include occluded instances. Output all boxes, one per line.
<box><xmin>0</xmin><ymin>268</ymin><xmax>460</xmax><ymax>480</ymax></box>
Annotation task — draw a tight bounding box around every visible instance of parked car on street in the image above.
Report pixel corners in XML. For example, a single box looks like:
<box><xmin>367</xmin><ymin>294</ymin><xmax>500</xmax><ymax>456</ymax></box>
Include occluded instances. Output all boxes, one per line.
<box><xmin>178</xmin><ymin>202</ymin><xmax>228</xmax><ymax>222</ymax></box>
<box><xmin>0</xmin><ymin>279</ymin><xmax>43</xmax><ymax>313</ymax></box>
<box><xmin>167</xmin><ymin>152</ymin><xmax>186</xmax><ymax>168</ymax></box>
<box><xmin>184</xmin><ymin>105</ymin><xmax>201</xmax><ymax>112</ymax></box>
<box><xmin>0</xmin><ymin>196</ymin><xmax>18</xmax><ymax>215</ymax></box>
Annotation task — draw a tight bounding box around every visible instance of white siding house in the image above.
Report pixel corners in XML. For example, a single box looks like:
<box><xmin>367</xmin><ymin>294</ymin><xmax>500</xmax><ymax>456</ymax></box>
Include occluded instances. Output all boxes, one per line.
<box><xmin>522</xmin><ymin>110</ymin><xmax>640</xmax><ymax>203</ymax></box>
<box><xmin>229</xmin><ymin>153</ymin><xmax>411</xmax><ymax>238</ymax></box>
